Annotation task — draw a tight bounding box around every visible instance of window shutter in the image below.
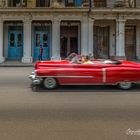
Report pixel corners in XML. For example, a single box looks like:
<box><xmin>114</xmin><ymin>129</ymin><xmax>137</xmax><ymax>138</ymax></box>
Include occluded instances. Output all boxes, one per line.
<box><xmin>136</xmin><ymin>0</ymin><xmax>140</xmax><ymax>8</ymax></box>
<box><xmin>107</xmin><ymin>0</ymin><xmax>115</xmax><ymax>8</ymax></box>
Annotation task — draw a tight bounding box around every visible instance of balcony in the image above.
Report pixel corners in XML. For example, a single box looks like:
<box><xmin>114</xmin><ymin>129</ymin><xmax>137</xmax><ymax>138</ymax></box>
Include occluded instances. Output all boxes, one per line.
<box><xmin>0</xmin><ymin>0</ymin><xmax>137</xmax><ymax>10</ymax></box>
<box><xmin>94</xmin><ymin>0</ymin><xmax>106</xmax><ymax>7</ymax></box>
<box><xmin>0</xmin><ymin>0</ymin><xmax>85</xmax><ymax>8</ymax></box>
<box><xmin>115</xmin><ymin>0</ymin><xmax>136</xmax><ymax>8</ymax></box>
<box><xmin>7</xmin><ymin>0</ymin><xmax>27</xmax><ymax>7</ymax></box>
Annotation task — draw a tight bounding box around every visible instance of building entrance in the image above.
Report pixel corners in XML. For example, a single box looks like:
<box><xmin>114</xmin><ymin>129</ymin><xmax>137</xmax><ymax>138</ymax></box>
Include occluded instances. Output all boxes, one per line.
<box><xmin>8</xmin><ymin>30</ymin><xmax>23</xmax><ymax>60</ymax></box>
<box><xmin>94</xmin><ymin>26</ymin><xmax>109</xmax><ymax>59</ymax></box>
<box><xmin>33</xmin><ymin>31</ymin><xmax>49</xmax><ymax>61</ymax></box>
<box><xmin>33</xmin><ymin>22</ymin><xmax>51</xmax><ymax>61</ymax></box>
<box><xmin>125</xmin><ymin>26</ymin><xmax>136</xmax><ymax>60</ymax></box>
<box><xmin>60</xmin><ymin>26</ymin><xmax>78</xmax><ymax>59</ymax></box>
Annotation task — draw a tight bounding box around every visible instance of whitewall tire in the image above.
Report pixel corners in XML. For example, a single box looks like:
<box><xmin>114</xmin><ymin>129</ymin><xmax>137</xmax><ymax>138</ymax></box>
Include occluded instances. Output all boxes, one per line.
<box><xmin>43</xmin><ymin>77</ymin><xmax>58</xmax><ymax>89</ymax></box>
<box><xmin>117</xmin><ymin>82</ymin><xmax>133</xmax><ymax>90</ymax></box>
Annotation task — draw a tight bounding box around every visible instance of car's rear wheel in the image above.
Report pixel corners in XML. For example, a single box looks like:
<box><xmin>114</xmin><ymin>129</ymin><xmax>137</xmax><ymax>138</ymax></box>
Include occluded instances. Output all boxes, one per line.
<box><xmin>43</xmin><ymin>77</ymin><xmax>58</xmax><ymax>89</ymax></box>
<box><xmin>117</xmin><ymin>82</ymin><xmax>133</xmax><ymax>90</ymax></box>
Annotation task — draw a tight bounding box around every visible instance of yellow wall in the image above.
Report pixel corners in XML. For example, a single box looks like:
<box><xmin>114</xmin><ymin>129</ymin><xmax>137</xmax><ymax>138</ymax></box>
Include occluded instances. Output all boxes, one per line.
<box><xmin>27</xmin><ymin>0</ymin><xmax>36</xmax><ymax>8</ymax></box>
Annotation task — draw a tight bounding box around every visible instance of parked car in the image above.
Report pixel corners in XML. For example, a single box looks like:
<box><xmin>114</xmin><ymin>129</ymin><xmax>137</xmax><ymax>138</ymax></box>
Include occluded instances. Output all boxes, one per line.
<box><xmin>29</xmin><ymin>57</ymin><xmax>140</xmax><ymax>90</ymax></box>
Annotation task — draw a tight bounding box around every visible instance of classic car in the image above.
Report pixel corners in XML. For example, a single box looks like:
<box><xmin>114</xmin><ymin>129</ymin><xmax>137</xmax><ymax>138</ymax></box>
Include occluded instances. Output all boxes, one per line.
<box><xmin>29</xmin><ymin>57</ymin><xmax>140</xmax><ymax>90</ymax></box>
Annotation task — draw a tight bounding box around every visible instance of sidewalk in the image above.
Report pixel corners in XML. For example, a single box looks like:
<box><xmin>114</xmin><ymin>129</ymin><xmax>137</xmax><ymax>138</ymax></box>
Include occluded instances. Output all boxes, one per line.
<box><xmin>0</xmin><ymin>61</ymin><xmax>34</xmax><ymax>67</ymax></box>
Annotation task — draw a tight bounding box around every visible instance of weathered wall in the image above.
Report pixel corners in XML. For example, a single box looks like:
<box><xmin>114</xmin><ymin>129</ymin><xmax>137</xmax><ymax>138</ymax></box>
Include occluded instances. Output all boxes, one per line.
<box><xmin>136</xmin><ymin>0</ymin><xmax>140</xmax><ymax>8</ymax></box>
<box><xmin>107</xmin><ymin>0</ymin><xmax>115</xmax><ymax>8</ymax></box>
<box><xmin>27</xmin><ymin>0</ymin><xmax>36</xmax><ymax>8</ymax></box>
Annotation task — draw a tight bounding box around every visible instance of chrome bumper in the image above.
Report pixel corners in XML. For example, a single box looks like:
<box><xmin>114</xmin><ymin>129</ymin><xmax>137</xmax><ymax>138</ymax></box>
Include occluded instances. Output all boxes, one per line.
<box><xmin>29</xmin><ymin>72</ymin><xmax>42</xmax><ymax>86</ymax></box>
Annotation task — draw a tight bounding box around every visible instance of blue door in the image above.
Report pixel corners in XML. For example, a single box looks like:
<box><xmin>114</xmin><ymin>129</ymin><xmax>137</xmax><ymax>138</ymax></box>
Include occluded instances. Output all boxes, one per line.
<box><xmin>34</xmin><ymin>31</ymin><xmax>49</xmax><ymax>61</ymax></box>
<box><xmin>8</xmin><ymin>31</ymin><xmax>23</xmax><ymax>60</ymax></box>
<box><xmin>75</xmin><ymin>0</ymin><xmax>82</xmax><ymax>6</ymax></box>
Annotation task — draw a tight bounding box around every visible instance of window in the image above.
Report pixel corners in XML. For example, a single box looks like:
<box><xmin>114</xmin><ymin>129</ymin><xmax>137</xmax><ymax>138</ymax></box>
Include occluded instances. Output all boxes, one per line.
<box><xmin>57</xmin><ymin>0</ymin><xmax>63</xmax><ymax>2</ymax></box>
<box><xmin>94</xmin><ymin>0</ymin><xmax>106</xmax><ymax>7</ymax></box>
<box><xmin>65</xmin><ymin>0</ymin><xmax>75</xmax><ymax>6</ymax></box>
<box><xmin>125</xmin><ymin>0</ymin><xmax>136</xmax><ymax>8</ymax></box>
<box><xmin>36</xmin><ymin>34</ymin><xmax>40</xmax><ymax>47</ymax></box>
<box><xmin>8</xmin><ymin>0</ymin><xmax>27</xmax><ymax>7</ymax></box>
<box><xmin>22</xmin><ymin>0</ymin><xmax>27</xmax><ymax>7</ymax></box>
<box><xmin>82</xmin><ymin>0</ymin><xmax>89</xmax><ymax>7</ymax></box>
<box><xmin>36</xmin><ymin>0</ymin><xmax>50</xmax><ymax>7</ymax></box>
<box><xmin>10</xmin><ymin>33</ymin><xmax>15</xmax><ymax>47</ymax></box>
<box><xmin>17</xmin><ymin>34</ymin><xmax>22</xmax><ymax>47</ymax></box>
<box><xmin>43</xmin><ymin>34</ymin><xmax>48</xmax><ymax>47</ymax></box>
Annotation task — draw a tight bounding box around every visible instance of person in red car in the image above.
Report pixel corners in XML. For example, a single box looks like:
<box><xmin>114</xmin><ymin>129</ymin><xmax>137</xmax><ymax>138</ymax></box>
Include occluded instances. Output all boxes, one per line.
<box><xmin>81</xmin><ymin>55</ymin><xmax>94</xmax><ymax>64</ymax></box>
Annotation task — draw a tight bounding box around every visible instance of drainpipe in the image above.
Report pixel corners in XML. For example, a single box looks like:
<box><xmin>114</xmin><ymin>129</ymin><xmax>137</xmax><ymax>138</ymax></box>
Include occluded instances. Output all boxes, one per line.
<box><xmin>88</xmin><ymin>0</ymin><xmax>92</xmax><ymax>11</ymax></box>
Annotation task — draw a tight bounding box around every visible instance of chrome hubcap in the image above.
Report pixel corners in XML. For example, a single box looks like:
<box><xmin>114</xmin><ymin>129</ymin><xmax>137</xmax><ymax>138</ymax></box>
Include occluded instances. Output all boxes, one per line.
<box><xmin>119</xmin><ymin>82</ymin><xmax>132</xmax><ymax>89</ymax></box>
<box><xmin>44</xmin><ymin>78</ymin><xmax>57</xmax><ymax>89</ymax></box>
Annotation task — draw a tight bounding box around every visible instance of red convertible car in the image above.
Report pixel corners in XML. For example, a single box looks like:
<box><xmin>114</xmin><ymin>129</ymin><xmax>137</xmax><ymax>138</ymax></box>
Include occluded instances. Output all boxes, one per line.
<box><xmin>29</xmin><ymin>57</ymin><xmax>140</xmax><ymax>90</ymax></box>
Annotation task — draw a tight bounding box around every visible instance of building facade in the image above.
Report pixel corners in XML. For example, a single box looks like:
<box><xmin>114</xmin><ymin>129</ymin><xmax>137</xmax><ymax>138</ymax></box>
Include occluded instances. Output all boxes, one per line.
<box><xmin>0</xmin><ymin>0</ymin><xmax>140</xmax><ymax>63</ymax></box>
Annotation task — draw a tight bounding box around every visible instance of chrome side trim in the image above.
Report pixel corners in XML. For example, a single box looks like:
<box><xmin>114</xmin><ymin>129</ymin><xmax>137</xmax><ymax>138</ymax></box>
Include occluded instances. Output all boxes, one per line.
<box><xmin>37</xmin><ymin>76</ymin><xmax>95</xmax><ymax>78</ymax></box>
<box><xmin>62</xmin><ymin>83</ymin><xmax>117</xmax><ymax>85</ymax></box>
<box><xmin>102</xmin><ymin>68</ymin><xmax>106</xmax><ymax>83</ymax></box>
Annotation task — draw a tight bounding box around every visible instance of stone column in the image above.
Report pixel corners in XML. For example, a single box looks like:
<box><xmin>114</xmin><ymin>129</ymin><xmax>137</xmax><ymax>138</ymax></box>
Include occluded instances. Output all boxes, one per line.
<box><xmin>0</xmin><ymin>20</ymin><xmax>5</xmax><ymax>63</ymax></box>
<box><xmin>5</xmin><ymin>0</ymin><xmax>8</xmax><ymax>7</ymax></box>
<box><xmin>136</xmin><ymin>23</ymin><xmax>140</xmax><ymax>59</ymax></box>
<box><xmin>22</xmin><ymin>18</ymin><xmax>32</xmax><ymax>63</ymax></box>
<box><xmin>51</xmin><ymin>19</ymin><xmax>61</xmax><ymax>60</ymax></box>
<box><xmin>81</xmin><ymin>18</ymin><xmax>89</xmax><ymax>55</ymax></box>
<box><xmin>116</xmin><ymin>19</ymin><xmax>126</xmax><ymax>59</ymax></box>
<box><xmin>88</xmin><ymin>18</ymin><xmax>94</xmax><ymax>56</ymax></box>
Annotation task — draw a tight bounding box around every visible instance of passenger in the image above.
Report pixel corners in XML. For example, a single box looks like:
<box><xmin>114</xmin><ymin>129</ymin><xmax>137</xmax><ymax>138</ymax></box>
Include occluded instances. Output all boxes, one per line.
<box><xmin>70</xmin><ymin>55</ymin><xmax>82</xmax><ymax>64</ymax></box>
<box><xmin>81</xmin><ymin>55</ymin><xmax>94</xmax><ymax>64</ymax></box>
<box><xmin>66</xmin><ymin>52</ymin><xmax>77</xmax><ymax>61</ymax></box>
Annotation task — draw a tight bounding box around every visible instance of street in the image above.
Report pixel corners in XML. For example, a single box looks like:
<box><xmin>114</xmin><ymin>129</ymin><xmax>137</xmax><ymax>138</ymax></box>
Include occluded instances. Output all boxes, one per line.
<box><xmin>0</xmin><ymin>67</ymin><xmax>140</xmax><ymax>140</ymax></box>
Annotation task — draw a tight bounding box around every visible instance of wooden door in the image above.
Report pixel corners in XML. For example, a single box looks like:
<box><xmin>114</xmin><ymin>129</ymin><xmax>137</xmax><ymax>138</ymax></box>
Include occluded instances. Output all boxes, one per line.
<box><xmin>60</xmin><ymin>26</ymin><xmax>78</xmax><ymax>59</ymax></box>
<box><xmin>94</xmin><ymin>26</ymin><xmax>109</xmax><ymax>59</ymax></box>
<box><xmin>125</xmin><ymin>26</ymin><xmax>136</xmax><ymax>60</ymax></box>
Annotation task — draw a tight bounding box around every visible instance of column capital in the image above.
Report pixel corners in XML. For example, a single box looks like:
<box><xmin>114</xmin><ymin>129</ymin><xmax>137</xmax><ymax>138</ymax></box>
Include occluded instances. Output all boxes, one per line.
<box><xmin>52</xmin><ymin>14</ymin><xmax>61</xmax><ymax>24</ymax></box>
<box><xmin>116</xmin><ymin>19</ymin><xmax>126</xmax><ymax>23</ymax></box>
<box><xmin>89</xmin><ymin>18</ymin><xmax>95</xmax><ymax>22</ymax></box>
<box><xmin>89</xmin><ymin>18</ymin><xmax>95</xmax><ymax>24</ymax></box>
<box><xmin>81</xmin><ymin>18</ymin><xmax>88</xmax><ymax>23</ymax></box>
<box><xmin>0</xmin><ymin>19</ymin><xmax>4</xmax><ymax>23</ymax></box>
<box><xmin>23</xmin><ymin>14</ymin><xmax>32</xmax><ymax>23</ymax></box>
<box><xmin>52</xmin><ymin>18</ymin><xmax>61</xmax><ymax>24</ymax></box>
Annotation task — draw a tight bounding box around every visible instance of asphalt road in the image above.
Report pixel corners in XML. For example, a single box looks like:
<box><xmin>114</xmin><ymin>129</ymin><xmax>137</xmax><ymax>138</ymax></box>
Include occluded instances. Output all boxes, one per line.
<box><xmin>0</xmin><ymin>67</ymin><xmax>140</xmax><ymax>140</ymax></box>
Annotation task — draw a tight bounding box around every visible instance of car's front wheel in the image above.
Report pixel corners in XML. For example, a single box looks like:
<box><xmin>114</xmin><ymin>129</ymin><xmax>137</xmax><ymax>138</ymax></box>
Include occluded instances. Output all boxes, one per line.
<box><xmin>117</xmin><ymin>82</ymin><xmax>133</xmax><ymax>90</ymax></box>
<box><xmin>43</xmin><ymin>77</ymin><xmax>58</xmax><ymax>89</ymax></box>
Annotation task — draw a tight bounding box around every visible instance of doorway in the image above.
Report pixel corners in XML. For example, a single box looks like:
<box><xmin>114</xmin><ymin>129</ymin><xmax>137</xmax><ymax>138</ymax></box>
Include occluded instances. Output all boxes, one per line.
<box><xmin>125</xmin><ymin>26</ymin><xmax>136</xmax><ymax>60</ymax></box>
<box><xmin>60</xmin><ymin>26</ymin><xmax>78</xmax><ymax>59</ymax></box>
<box><xmin>8</xmin><ymin>30</ymin><xmax>23</xmax><ymax>60</ymax></box>
<box><xmin>34</xmin><ymin>31</ymin><xmax>49</xmax><ymax>61</ymax></box>
<box><xmin>94</xmin><ymin>26</ymin><xmax>109</xmax><ymax>59</ymax></box>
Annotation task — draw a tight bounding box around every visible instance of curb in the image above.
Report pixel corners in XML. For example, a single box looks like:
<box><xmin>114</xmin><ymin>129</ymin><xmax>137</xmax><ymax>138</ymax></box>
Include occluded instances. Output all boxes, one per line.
<box><xmin>0</xmin><ymin>66</ymin><xmax>34</xmax><ymax>67</ymax></box>
<box><xmin>0</xmin><ymin>64</ymin><xmax>34</xmax><ymax>67</ymax></box>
